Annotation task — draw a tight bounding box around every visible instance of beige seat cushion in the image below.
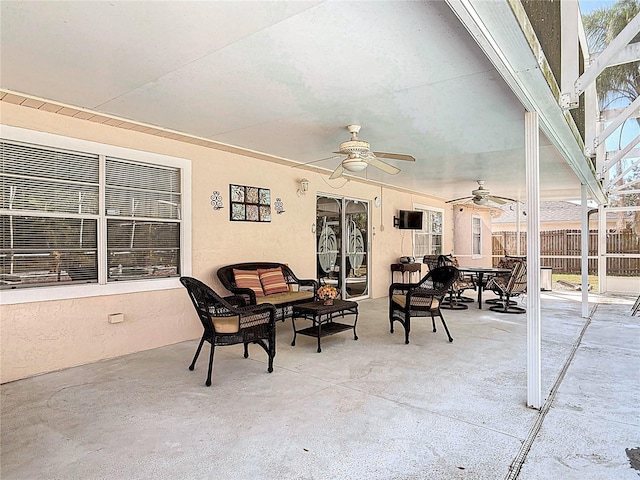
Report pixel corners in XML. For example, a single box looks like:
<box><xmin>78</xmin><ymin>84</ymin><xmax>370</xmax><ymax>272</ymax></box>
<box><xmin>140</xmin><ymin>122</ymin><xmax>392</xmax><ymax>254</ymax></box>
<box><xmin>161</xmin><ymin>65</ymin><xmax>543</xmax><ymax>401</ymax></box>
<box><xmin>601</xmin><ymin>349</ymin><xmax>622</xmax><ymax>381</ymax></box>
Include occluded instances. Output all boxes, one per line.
<box><xmin>212</xmin><ymin>315</ymin><xmax>240</xmax><ymax>333</ymax></box>
<box><xmin>392</xmin><ymin>295</ymin><xmax>439</xmax><ymax>310</ymax></box>
<box><xmin>256</xmin><ymin>290</ymin><xmax>314</xmax><ymax>306</ymax></box>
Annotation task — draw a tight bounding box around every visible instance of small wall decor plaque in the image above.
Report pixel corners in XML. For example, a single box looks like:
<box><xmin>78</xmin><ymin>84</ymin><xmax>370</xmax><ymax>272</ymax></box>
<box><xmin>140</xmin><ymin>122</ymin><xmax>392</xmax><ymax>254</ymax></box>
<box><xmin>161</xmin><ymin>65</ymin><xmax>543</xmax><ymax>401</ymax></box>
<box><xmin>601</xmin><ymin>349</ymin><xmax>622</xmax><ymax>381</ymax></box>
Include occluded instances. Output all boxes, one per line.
<box><xmin>210</xmin><ymin>191</ymin><xmax>224</xmax><ymax>210</ymax></box>
<box><xmin>230</xmin><ymin>184</ymin><xmax>271</xmax><ymax>222</ymax></box>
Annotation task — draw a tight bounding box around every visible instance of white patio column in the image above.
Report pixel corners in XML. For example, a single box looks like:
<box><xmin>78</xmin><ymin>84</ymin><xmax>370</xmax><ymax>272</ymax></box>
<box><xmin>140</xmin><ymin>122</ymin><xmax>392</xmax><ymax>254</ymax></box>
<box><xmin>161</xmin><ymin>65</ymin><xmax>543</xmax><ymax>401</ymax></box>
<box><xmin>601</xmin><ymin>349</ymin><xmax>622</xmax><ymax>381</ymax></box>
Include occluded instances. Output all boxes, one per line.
<box><xmin>598</xmin><ymin>204</ymin><xmax>607</xmax><ymax>293</ymax></box>
<box><xmin>581</xmin><ymin>185</ymin><xmax>590</xmax><ymax>317</ymax></box>
<box><xmin>525</xmin><ymin>111</ymin><xmax>542</xmax><ymax>409</ymax></box>
<box><xmin>516</xmin><ymin>201</ymin><xmax>522</xmax><ymax>256</ymax></box>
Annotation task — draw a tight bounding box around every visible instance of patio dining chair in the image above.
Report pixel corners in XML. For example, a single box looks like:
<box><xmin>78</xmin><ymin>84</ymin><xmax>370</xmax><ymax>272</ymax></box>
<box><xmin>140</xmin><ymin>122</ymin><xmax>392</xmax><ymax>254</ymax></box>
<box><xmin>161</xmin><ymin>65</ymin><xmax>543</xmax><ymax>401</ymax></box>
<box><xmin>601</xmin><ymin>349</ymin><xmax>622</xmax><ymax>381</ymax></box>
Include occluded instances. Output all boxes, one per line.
<box><xmin>487</xmin><ymin>259</ymin><xmax>527</xmax><ymax>314</ymax></box>
<box><xmin>389</xmin><ymin>265</ymin><xmax>458</xmax><ymax>344</ymax></box>
<box><xmin>485</xmin><ymin>255</ymin><xmax>523</xmax><ymax>307</ymax></box>
<box><xmin>422</xmin><ymin>255</ymin><xmax>440</xmax><ymax>272</ymax></box>
<box><xmin>437</xmin><ymin>254</ymin><xmax>476</xmax><ymax>309</ymax></box>
<box><xmin>180</xmin><ymin>277</ymin><xmax>277</xmax><ymax>386</ymax></box>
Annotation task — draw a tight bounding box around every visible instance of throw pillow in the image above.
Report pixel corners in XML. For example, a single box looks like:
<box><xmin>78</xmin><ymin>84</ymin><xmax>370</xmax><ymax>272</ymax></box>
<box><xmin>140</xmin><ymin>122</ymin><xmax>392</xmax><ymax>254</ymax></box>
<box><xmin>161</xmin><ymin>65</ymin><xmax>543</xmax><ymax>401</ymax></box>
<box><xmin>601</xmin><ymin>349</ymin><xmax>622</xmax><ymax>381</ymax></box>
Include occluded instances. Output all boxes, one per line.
<box><xmin>258</xmin><ymin>267</ymin><xmax>289</xmax><ymax>295</ymax></box>
<box><xmin>233</xmin><ymin>269</ymin><xmax>265</xmax><ymax>297</ymax></box>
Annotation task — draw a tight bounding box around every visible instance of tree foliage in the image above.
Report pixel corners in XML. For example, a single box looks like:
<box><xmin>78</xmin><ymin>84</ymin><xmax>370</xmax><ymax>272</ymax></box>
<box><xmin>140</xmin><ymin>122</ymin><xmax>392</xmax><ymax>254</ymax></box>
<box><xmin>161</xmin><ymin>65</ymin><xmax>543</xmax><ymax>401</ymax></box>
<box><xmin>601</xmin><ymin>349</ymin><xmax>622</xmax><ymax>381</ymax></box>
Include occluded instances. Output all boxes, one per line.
<box><xmin>583</xmin><ymin>0</ymin><xmax>640</xmax><ymax>110</ymax></box>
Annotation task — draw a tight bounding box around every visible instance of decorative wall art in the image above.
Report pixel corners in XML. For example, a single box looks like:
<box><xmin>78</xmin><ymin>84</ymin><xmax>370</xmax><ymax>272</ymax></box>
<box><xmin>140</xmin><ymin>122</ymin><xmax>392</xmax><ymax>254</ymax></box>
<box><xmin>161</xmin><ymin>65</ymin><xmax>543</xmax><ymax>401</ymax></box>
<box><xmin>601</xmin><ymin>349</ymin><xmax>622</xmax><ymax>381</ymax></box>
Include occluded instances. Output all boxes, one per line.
<box><xmin>274</xmin><ymin>197</ymin><xmax>285</xmax><ymax>214</ymax></box>
<box><xmin>210</xmin><ymin>191</ymin><xmax>224</xmax><ymax>210</ymax></box>
<box><xmin>230</xmin><ymin>184</ymin><xmax>271</xmax><ymax>222</ymax></box>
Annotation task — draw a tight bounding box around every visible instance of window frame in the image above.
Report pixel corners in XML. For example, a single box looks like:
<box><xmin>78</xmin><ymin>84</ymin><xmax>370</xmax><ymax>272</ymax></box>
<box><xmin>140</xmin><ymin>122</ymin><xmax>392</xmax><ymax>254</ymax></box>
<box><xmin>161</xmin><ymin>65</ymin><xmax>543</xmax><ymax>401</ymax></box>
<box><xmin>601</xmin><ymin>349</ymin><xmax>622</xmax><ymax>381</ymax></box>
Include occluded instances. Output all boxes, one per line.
<box><xmin>1</xmin><ymin>125</ymin><xmax>191</xmax><ymax>305</ymax></box>
<box><xmin>411</xmin><ymin>203</ymin><xmax>444</xmax><ymax>259</ymax></box>
<box><xmin>472</xmin><ymin>215</ymin><xmax>482</xmax><ymax>258</ymax></box>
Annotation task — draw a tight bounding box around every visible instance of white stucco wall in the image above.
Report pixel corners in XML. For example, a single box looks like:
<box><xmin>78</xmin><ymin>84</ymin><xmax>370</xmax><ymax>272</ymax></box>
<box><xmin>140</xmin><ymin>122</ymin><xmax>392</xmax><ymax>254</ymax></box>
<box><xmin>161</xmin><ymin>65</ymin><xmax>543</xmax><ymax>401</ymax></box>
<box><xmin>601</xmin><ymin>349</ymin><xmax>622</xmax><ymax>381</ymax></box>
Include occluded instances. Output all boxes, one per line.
<box><xmin>0</xmin><ymin>102</ymin><xmax>450</xmax><ymax>383</ymax></box>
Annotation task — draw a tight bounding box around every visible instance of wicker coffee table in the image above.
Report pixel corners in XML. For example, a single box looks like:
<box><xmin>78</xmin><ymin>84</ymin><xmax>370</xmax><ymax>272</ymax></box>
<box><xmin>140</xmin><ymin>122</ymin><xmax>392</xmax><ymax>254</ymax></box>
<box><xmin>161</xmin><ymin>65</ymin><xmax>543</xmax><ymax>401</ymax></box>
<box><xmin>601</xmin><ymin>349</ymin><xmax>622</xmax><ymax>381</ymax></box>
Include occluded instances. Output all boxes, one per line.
<box><xmin>291</xmin><ymin>299</ymin><xmax>359</xmax><ymax>353</ymax></box>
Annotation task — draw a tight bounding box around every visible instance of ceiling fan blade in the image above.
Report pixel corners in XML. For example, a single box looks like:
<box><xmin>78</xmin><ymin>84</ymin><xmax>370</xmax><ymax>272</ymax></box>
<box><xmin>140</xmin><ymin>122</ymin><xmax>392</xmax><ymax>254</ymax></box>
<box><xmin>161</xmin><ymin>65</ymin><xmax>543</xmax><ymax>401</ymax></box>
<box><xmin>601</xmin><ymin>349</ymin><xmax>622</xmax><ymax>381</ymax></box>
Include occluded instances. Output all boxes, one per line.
<box><xmin>372</xmin><ymin>151</ymin><xmax>415</xmax><ymax>162</ymax></box>
<box><xmin>329</xmin><ymin>163</ymin><xmax>345</xmax><ymax>180</ymax></box>
<box><xmin>488</xmin><ymin>196</ymin><xmax>509</xmax><ymax>205</ymax></box>
<box><xmin>491</xmin><ymin>195</ymin><xmax>516</xmax><ymax>203</ymax></box>
<box><xmin>368</xmin><ymin>156</ymin><xmax>401</xmax><ymax>175</ymax></box>
<box><xmin>446</xmin><ymin>196</ymin><xmax>472</xmax><ymax>203</ymax></box>
<box><xmin>295</xmin><ymin>154</ymin><xmax>342</xmax><ymax>167</ymax></box>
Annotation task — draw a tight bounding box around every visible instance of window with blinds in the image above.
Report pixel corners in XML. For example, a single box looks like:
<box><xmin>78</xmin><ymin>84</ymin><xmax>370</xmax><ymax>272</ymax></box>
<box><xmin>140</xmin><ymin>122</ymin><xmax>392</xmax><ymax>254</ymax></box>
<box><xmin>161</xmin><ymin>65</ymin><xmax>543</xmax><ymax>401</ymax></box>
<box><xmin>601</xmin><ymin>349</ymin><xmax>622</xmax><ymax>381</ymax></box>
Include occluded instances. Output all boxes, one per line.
<box><xmin>105</xmin><ymin>157</ymin><xmax>181</xmax><ymax>282</ymax></box>
<box><xmin>412</xmin><ymin>208</ymin><xmax>443</xmax><ymax>258</ymax></box>
<box><xmin>1</xmin><ymin>140</ymin><xmax>182</xmax><ymax>289</ymax></box>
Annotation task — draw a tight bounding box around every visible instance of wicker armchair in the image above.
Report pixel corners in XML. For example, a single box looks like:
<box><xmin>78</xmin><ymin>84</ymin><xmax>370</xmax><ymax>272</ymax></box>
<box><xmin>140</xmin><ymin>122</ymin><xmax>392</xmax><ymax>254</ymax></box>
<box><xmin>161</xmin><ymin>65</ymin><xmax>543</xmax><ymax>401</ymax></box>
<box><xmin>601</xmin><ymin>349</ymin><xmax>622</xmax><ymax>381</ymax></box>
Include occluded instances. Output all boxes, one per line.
<box><xmin>487</xmin><ymin>260</ymin><xmax>527</xmax><ymax>314</ymax></box>
<box><xmin>389</xmin><ymin>265</ymin><xmax>458</xmax><ymax>344</ymax></box>
<box><xmin>180</xmin><ymin>277</ymin><xmax>277</xmax><ymax>386</ymax></box>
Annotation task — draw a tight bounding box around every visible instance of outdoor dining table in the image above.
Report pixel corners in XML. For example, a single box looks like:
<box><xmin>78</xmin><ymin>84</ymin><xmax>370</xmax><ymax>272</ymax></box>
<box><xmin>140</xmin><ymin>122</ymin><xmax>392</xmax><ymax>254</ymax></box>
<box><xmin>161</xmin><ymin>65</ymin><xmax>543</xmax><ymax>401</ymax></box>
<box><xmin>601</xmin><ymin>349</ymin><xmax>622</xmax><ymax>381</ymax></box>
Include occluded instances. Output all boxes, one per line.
<box><xmin>458</xmin><ymin>266</ymin><xmax>511</xmax><ymax>309</ymax></box>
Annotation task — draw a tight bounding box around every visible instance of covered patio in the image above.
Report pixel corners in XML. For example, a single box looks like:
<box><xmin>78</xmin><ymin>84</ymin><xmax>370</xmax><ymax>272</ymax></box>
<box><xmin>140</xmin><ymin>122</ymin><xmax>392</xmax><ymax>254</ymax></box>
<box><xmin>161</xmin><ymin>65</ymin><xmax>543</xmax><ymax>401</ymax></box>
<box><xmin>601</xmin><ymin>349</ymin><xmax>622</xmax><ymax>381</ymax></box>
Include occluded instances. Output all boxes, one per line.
<box><xmin>2</xmin><ymin>291</ymin><xmax>637</xmax><ymax>479</ymax></box>
<box><xmin>2</xmin><ymin>3</ymin><xmax>638</xmax><ymax>476</ymax></box>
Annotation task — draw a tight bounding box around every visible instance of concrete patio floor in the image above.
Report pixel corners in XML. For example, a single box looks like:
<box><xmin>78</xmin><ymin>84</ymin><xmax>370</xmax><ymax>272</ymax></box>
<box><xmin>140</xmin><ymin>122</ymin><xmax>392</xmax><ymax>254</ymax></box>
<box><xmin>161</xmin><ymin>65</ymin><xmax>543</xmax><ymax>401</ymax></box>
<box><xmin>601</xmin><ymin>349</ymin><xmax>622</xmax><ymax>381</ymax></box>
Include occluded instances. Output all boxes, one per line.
<box><xmin>1</xmin><ymin>290</ymin><xmax>638</xmax><ymax>479</ymax></box>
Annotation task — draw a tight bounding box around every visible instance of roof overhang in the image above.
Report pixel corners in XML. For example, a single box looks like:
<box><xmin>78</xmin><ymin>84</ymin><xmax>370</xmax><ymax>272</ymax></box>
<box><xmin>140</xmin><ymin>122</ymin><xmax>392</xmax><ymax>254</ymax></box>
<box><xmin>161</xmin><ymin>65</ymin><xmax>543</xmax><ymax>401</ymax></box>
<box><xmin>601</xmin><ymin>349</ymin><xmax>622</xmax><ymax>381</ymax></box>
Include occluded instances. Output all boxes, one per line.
<box><xmin>447</xmin><ymin>0</ymin><xmax>607</xmax><ymax>204</ymax></box>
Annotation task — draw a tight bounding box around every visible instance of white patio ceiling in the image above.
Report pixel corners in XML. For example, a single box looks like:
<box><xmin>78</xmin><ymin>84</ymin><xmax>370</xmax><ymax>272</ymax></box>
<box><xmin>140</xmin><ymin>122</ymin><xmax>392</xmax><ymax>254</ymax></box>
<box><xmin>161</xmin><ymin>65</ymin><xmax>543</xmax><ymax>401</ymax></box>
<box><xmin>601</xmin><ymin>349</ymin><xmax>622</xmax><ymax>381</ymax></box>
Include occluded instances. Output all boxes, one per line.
<box><xmin>0</xmin><ymin>0</ymin><xmax>600</xmax><ymax>204</ymax></box>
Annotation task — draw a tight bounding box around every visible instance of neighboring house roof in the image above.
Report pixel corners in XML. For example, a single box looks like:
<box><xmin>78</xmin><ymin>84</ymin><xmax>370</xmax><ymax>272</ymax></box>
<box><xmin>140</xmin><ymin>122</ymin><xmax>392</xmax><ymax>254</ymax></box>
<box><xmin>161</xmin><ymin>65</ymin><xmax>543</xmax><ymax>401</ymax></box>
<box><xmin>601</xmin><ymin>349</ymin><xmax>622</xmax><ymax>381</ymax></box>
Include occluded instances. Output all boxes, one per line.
<box><xmin>492</xmin><ymin>201</ymin><xmax>616</xmax><ymax>224</ymax></box>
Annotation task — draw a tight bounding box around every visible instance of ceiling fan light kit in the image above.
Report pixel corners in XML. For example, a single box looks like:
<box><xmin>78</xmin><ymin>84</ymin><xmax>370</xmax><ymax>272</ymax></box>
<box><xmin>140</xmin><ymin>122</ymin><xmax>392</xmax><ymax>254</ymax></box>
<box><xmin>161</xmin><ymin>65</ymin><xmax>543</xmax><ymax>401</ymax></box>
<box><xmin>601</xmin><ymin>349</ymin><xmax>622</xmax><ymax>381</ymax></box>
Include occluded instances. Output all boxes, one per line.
<box><xmin>342</xmin><ymin>154</ymin><xmax>368</xmax><ymax>172</ymax></box>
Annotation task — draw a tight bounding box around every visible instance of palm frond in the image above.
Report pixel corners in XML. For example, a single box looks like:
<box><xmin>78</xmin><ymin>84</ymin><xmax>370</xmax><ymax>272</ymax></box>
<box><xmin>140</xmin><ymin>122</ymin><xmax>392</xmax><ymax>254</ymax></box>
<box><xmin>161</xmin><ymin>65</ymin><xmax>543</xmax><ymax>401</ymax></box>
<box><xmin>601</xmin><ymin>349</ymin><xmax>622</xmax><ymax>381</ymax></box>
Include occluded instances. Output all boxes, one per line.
<box><xmin>584</xmin><ymin>1</ymin><xmax>640</xmax><ymax>105</ymax></box>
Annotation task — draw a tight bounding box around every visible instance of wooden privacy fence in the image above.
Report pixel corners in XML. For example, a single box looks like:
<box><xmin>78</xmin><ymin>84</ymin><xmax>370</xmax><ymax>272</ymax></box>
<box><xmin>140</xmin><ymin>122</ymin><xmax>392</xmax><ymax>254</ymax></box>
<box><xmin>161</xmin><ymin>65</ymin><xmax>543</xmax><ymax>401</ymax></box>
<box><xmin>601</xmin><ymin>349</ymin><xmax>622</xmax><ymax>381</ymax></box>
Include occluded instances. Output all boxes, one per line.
<box><xmin>492</xmin><ymin>229</ymin><xmax>639</xmax><ymax>276</ymax></box>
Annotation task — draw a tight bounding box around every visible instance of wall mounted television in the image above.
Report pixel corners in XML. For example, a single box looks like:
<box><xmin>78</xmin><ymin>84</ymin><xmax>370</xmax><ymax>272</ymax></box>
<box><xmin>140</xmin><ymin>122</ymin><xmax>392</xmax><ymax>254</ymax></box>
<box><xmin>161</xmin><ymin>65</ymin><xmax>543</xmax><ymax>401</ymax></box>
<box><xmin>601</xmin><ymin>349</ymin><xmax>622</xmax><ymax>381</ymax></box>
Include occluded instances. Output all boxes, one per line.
<box><xmin>394</xmin><ymin>210</ymin><xmax>423</xmax><ymax>229</ymax></box>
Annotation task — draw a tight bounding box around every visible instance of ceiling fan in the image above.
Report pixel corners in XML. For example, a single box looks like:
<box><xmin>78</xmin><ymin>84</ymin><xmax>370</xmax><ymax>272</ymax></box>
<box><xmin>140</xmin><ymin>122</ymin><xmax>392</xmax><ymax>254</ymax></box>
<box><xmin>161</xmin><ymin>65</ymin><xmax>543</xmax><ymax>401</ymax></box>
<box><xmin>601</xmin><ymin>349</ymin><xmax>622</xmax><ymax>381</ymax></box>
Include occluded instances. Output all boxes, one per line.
<box><xmin>329</xmin><ymin>125</ymin><xmax>415</xmax><ymax>179</ymax></box>
<box><xmin>446</xmin><ymin>180</ymin><xmax>515</xmax><ymax>206</ymax></box>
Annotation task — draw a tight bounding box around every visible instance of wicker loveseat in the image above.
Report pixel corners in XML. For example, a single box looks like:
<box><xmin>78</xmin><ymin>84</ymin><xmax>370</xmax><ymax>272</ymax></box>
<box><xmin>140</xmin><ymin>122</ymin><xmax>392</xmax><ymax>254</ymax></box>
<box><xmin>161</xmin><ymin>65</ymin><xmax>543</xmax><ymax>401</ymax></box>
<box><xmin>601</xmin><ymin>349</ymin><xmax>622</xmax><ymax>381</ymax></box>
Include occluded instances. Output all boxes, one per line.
<box><xmin>217</xmin><ymin>262</ymin><xmax>318</xmax><ymax>321</ymax></box>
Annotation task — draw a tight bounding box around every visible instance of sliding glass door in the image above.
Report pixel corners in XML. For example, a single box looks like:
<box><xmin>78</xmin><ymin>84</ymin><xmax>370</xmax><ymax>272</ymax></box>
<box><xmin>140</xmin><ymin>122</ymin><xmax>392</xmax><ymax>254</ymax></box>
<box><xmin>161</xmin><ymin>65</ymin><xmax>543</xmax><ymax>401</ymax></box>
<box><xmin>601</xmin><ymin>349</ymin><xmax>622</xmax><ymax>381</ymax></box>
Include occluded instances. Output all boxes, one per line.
<box><xmin>344</xmin><ymin>199</ymin><xmax>368</xmax><ymax>298</ymax></box>
<box><xmin>316</xmin><ymin>195</ymin><xmax>369</xmax><ymax>300</ymax></box>
<box><xmin>316</xmin><ymin>196</ymin><xmax>341</xmax><ymax>293</ymax></box>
